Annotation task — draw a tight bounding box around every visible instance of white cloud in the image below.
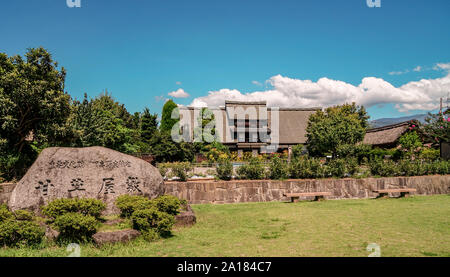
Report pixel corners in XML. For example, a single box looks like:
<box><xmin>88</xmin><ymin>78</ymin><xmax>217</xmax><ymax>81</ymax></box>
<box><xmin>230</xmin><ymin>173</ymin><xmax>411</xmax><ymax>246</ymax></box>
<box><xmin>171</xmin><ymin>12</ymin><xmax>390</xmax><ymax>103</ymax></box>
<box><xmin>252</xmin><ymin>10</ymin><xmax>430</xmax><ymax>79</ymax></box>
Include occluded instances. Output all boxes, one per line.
<box><xmin>413</xmin><ymin>66</ymin><xmax>422</xmax><ymax>72</ymax></box>
<box><xmin>389</xmin><ymin>70</ymin><xmax>409</xmax><ymax>75</ymax></box>
<box><xmin>252</xmin><ymin>80</ymin><xmax>263</xmax><ymax>86</ymax></box>
<box><xmin>176</xmin><ymin>81</ymin><xmax>182</xmax><ymax>85</ymax></box>
<box><xmin>434</xmin><ymin>63</ymin><xmax>450</xmax><ymax>71</ymax></box>
<box><xmin>190</xmin><ymin>73</ymin><xmax>450</xmax><ymax>113</ymax></box>
<box><xmin>168</xmin><ymin>88</ymin><xmax>190</xmax><ymax>98</ymax></box>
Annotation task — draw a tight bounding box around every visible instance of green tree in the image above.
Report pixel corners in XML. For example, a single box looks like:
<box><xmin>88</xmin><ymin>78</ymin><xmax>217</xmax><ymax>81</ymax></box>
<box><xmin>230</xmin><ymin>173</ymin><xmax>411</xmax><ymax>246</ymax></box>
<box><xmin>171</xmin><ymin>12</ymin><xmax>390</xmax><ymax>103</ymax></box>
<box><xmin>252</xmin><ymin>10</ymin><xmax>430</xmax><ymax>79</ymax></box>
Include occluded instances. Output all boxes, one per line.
<box><xmin>398</xmin><ymin>130</ymin><xmax>422</xmax><ymax>158</ymax></box>
<box><xmin>141</xmin><ymin>107</ymin><xmax>158</xmax><ymax>142</ymax></box>
<box><xmin>0</xmin><ymin>47</ymin><xmax>71</xmax><ymax>179</ymax></box>
<box><xmin>69</xmin><ymin>93</ymin><xmax>141</xmax><ymax>154</ymax></box>
<box><xmin>131</xmin><ymin>112</ymin><xmax>141</xmax><ymax>130</ymax></box>
<box><xmin>306</xmin><ymin>103</ymin><xmax>368</xmax><ymax>157</ymax></box>
<box><xmin>160</xmin><ymin>100</ymin><xmax>179</xmax><ymax>133</ymax></box>
<box><xmin>148</xmin><ymin>131</ymin><xmax>194</xmax><ymax>163</ymax></box>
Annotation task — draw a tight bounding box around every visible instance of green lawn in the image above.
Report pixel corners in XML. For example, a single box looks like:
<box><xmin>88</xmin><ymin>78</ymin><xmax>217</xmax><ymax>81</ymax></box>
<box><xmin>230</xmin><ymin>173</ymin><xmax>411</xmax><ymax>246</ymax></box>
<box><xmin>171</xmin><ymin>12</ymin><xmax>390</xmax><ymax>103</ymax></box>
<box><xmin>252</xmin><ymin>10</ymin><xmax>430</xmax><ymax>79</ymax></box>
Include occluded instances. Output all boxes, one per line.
<box><xmin>1</xmin><ymin>195</ymin><xmax>449</xmax><ymax>257</ymax></box>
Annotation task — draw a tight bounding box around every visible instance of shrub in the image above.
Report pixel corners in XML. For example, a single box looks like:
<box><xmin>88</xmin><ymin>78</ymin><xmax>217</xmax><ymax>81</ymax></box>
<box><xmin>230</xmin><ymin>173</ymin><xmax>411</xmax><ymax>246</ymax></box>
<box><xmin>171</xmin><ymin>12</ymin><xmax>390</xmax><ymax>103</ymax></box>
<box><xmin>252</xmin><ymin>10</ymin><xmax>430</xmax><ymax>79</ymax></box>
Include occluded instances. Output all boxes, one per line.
<box><xmin>170</xmin><ymin>162</ymin><xmax>192</xmax><ymax>181</ymax></box>
<box><xmin>0</xmin><ymin>205</ymin><xmax>44</xmax><ymax>247</ymax></box>
<box><xmin>336</xmin><ymin>143</ymin><xmax>372</xmax><ymax>162</ymax></box>
<box><xmin>77</xmin><ymin>199</ymin><xmax>106</xmax><ymax>219</ymax></box>
<box><xmin>42</xmin><ymin>198</ymin><xmax>106</xmax><ymax>220</ymax></box>
<box><xmin>158</xmin><ymin>163</ymin><xmax>170</xmax><ymax>179</ymax></box>
<box><xmin>236</xmin><ymin>158</ymin><xmax>266</xmax><ymax>180</ymax></box>
<box><xmin>0</xmin><ymin>204</ymin><xmax>14</xmax><ymax>222</ymax></box>
<box><xmin>41</xmin><ymin>199</ymin><xmax>77</xmax><ymax>220</ymax></box>
<box><xmin>289</xmin><ymin>157</ymin><xmax>323</xmax><ymax>179</ymax></box>
<box><xmin>335</xmin><ymin>144</ymin><xmax>357</xmax><ymax>158</ymax></box>
<box><xmin>399</xmin><ymin>131</ymin><xmax>422</xmax><ymax>154</ymax></box>
<box><xmin>434</xmin><ymin>158</ymin><xmax>450</xmax><ymax>175</ymax></box>
<box><xmin>398</xmin><ymin>160</ymin><xmax>424</xmax><ymax>176</ymax></box>
<box><xmin>367</xmin><ymin>148</ymin><xmax>401</xmax><ymax>161</ymax></box>
<box><xmin>291</xmin><ymin>144</ymin><xmax>304</xmax><ymax>158</ymax></box>
<box><xmin>419</xmin><ymin>148</ymin><xmax>440</xmax><ymax>161</ymax></box>
<box><xmin>152</xmin><ymin>195</ymin><xmax>182</xmax><ymax>216</ymax></box>
<box><xmin>53</xmin><ymin>212</ymin><xmax>98</xmax><ymax>242</ymax></box>
<box><xmin>328</xmin><ymin>158</ymin><xmax>347</xmax><ymax>178</ymax></box>
<box><xmin>14</xmin><ymin>210</ymin><xmax>34</xmax><ymax>221</ymax></box>
<box><xmin>215</xmin><ymin>158</ymin><xmax>233</xmax><ymax>181</ymax></box>
<box><xmin>131</xmin><ymin>208</ymin><xmax>175</xmax><ymax>237</ymax></box>
<box><xmin>434</xmin><ymin>160</ymin><xmax>450</xmax><ymax>175</ymax></box>
<box><xmin>141</xmin><ymin>229</ymin><xmax>160</xmax><ymax>242</ymax></box>
<box><xmin>346</xmin><ymin>157</ymin><xmax>359</xmax><ymax>176</ymax></box>
<box><xmin>0</xmin><ymin>219</ymin><xmax>45</xmax><ymax>247</ymax></box>
<box><xmin>115</xmin><ymin>195</ymin><xmax>153</xmax><ymax>218</ymax></box>
<box><xmin>269</xmin><ymin>156</ymin><xmax>289</xmax><ymax>180</ymax></box>
<box><xmin>203</xmin><ymin>142</ymin><xmax>230</xmax><ymax>163</ymax></box>
<box><xmin>369</xmin><ymin>159</ymin><xmax>399</xmax><ymax>177</ymax></box>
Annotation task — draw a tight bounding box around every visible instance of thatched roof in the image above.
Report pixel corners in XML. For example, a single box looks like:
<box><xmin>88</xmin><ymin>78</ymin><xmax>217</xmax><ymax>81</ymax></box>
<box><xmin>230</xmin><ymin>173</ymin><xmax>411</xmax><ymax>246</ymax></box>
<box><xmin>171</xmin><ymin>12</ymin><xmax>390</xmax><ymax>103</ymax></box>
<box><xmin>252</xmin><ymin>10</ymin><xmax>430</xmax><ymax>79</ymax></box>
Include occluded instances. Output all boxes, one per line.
<box><xmin>276</xmin><ymin>109</ymin><xmax>320</xmax><ymax>144</ymax></box>
<box><xmin>363</xmin><ymin>121</ymin><xmax>412</xmax><ymax>146</ymax></box>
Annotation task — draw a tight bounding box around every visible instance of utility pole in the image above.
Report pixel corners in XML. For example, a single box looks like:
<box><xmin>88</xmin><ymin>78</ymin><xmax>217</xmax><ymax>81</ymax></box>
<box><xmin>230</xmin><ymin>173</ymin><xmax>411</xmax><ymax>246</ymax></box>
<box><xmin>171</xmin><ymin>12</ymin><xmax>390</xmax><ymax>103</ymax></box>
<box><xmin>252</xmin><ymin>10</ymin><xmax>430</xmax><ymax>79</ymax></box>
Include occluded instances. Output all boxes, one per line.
<box><xmin>447</xmin><ymin>92</ymin><xmax>449</xmax><ymax>111</ymax></box>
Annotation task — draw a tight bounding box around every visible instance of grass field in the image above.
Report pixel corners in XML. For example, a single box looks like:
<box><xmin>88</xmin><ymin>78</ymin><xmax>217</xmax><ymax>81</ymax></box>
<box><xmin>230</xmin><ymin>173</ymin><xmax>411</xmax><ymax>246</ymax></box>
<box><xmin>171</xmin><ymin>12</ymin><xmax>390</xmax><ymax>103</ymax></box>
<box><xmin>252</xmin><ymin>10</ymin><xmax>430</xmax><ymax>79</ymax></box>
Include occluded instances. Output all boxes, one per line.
<box><xmin>1</xmin><ymin>195</ymin><xmax>449</xmax><ymax>257</ymax></box>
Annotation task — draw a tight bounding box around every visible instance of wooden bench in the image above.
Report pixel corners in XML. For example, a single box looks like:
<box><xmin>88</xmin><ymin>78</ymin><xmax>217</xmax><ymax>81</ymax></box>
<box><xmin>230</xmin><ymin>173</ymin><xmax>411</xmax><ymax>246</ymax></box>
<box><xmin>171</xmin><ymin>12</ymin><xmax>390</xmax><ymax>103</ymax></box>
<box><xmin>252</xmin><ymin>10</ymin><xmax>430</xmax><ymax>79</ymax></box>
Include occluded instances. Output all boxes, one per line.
<box><xmin>373</xmin><ymin>188</ymin><xmax>417</xmax><ymax>198</ymax></box>
<box><xmin>283</xmin><ymin>192</ymin><xmax>332</xmax><ymax>202</ymax></box>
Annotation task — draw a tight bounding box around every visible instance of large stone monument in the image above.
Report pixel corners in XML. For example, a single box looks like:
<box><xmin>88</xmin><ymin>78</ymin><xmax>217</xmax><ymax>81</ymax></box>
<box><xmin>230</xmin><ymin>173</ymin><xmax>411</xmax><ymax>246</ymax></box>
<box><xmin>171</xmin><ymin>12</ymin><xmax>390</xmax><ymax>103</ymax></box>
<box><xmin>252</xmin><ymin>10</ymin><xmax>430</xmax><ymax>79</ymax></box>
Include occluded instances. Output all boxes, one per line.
<box><xmin>9</xmin><ymin>147</ymin><xmax>164</xmax><ymax>215</ymax></box>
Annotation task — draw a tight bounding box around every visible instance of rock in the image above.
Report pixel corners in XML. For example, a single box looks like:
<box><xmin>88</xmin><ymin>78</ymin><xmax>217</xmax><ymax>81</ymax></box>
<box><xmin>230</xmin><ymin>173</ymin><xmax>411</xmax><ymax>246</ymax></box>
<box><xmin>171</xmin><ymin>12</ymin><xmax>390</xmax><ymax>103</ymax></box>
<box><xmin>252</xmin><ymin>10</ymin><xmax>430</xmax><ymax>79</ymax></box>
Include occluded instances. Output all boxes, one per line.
<box><xmin>45</xmin><ymin>226</ymin><xmax>60</xmax><ymax>241</ymax></box>
<box><xmin>92</xmin><ymin>229</ymin><xmax>141</xmax><ymax>246</ymax></box>
<box><xmin>9</xmin><ymin>146</ymin><xmax>164</xmax><ymax>215</ymax></box>
<box><xmin>175</xmin><ymin>205</ymin><xmax>196</xmax><ymax>227</ymax></box>
<box><xmin>38</xmin><ymin>221</ymin><xmax>60</xmax><ymax>241</ymax></box>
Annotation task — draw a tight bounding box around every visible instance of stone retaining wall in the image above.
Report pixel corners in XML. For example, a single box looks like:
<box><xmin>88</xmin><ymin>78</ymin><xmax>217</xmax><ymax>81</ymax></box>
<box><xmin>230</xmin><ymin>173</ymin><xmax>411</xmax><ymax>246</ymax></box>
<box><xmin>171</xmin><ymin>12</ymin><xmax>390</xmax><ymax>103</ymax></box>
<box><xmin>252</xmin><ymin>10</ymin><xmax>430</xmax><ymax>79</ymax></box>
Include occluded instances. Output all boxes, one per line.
<box><xmin>164</xmin><ymin>175</ymin><xmax>450</xmax><ymax>204</ymax></box>
<box><xmin>1</xmin><ymin>175</ymin><xmax>449</xmax><ymax>205</ymax></box>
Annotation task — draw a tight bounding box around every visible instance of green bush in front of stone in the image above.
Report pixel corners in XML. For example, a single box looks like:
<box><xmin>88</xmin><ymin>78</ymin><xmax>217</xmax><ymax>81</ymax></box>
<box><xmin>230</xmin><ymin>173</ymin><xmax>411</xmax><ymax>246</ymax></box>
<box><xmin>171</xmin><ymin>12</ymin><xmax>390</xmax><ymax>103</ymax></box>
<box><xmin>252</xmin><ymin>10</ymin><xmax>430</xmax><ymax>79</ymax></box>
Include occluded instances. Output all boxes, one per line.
<box><xmin>152</xmin><ymin>195</ymin><xmax>184</xmax><ymax>216</ymax></box>
<box><xmin>0</xmin><ymin>205</ymin><xmax>45</xmax><ymax>247</ymax></box>
<box><xmin>0</xmin><ymin>204</ymin><xmax>14</xmax><ymax>222</ymax></box>
<box><xmin>115</xmin><ymin>195</ymin><xmax>184</xmax><ymax>241</ymax></box>
<box><xmin>115</xmin><ymin>195</ymin><xmax>153</xmax><ymax>218</ymax></box>
<box><xmin>41</xmin><ymin>198</ymin><xmax>106</xmax><ymax>221</ymax></box>
<box><xmin>52</xmin><ymin>212</ymin><xmax>98</xmax><ymax>243</ymax></box>
<box><xmin>13</xmin><ymin>210</ymin><xmax>34</xmax><ymax>221</ymax></box>
<box><xmin>41</xmin><ymin>198</ymin><xmax>106</xmax><ymax>243</ymax></box>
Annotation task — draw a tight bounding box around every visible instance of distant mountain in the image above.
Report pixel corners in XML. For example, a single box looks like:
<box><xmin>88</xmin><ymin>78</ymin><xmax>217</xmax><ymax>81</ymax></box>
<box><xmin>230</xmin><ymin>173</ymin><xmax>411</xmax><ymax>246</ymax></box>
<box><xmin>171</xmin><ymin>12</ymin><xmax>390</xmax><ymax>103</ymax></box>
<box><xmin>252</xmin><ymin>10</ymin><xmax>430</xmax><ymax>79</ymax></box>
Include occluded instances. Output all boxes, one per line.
<box><xmin>368</xmin><ymin>114</ymin><xmax>428</xmax><ymax>128</ymax></box>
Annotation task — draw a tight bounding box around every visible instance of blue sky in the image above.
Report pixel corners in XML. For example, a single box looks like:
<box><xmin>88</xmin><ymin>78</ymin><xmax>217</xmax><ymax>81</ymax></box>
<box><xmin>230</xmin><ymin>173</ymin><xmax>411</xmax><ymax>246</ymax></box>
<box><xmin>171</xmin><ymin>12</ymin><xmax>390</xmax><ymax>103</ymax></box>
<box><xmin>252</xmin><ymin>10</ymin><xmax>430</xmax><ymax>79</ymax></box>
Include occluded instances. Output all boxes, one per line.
<box><xmin>1</xmin><ymin>0</ymin><xmax>449</xmax><ymax>120</ymax></box>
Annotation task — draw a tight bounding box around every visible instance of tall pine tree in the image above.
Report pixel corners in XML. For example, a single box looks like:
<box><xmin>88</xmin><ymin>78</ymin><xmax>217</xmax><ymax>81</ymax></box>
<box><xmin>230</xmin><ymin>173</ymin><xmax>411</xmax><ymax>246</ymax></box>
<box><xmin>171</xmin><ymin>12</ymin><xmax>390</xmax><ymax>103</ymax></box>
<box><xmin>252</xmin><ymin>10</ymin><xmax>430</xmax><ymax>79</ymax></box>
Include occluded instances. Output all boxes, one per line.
<box><xmin>141</xmin><ymin>107</ymin><xmax>158</xmax><ymax>142</ymax></box>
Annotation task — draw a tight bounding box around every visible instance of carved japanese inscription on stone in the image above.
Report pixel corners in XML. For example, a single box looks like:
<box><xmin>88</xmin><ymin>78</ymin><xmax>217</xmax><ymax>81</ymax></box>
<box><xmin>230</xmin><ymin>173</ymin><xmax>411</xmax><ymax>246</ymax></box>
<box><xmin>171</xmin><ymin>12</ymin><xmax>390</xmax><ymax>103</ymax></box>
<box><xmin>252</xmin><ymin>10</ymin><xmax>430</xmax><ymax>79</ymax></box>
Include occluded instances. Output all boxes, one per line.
<box><xmin>9</xmin><ymin>146</ymin><xmax>164</xmax><ymax>215</ymax></box>
<box><xmin>35</xmin><ymin>180</ymin><xmax>54</xmax><ymax>196</ymax></box>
